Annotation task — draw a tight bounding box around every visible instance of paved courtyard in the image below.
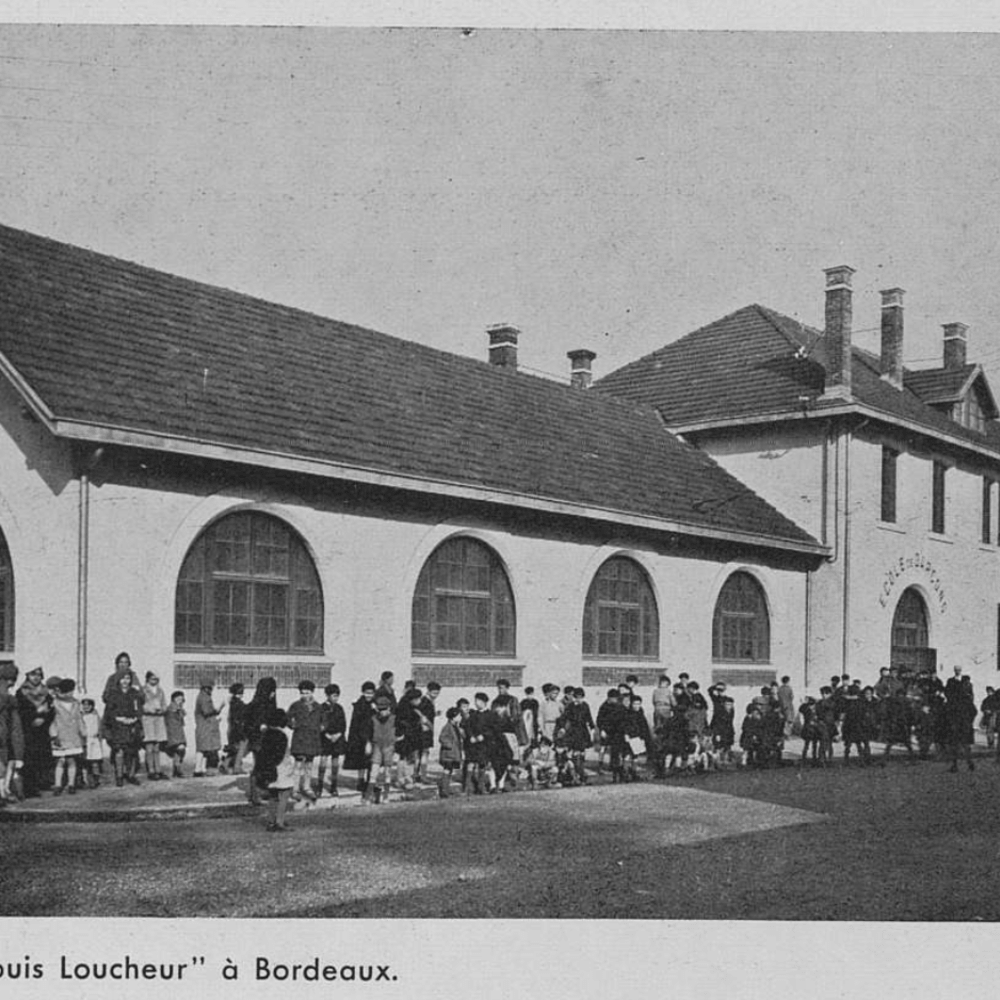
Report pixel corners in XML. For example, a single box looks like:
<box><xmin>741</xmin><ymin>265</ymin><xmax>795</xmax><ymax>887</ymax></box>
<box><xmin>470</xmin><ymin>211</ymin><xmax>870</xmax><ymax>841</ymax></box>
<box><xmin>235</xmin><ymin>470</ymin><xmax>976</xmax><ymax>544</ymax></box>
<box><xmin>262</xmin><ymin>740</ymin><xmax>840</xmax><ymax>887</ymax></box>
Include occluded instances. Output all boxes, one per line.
<box><xmin>1</xmin><ymin>749</ymin><xmax>998</xmax><ymax>920</ymax></box>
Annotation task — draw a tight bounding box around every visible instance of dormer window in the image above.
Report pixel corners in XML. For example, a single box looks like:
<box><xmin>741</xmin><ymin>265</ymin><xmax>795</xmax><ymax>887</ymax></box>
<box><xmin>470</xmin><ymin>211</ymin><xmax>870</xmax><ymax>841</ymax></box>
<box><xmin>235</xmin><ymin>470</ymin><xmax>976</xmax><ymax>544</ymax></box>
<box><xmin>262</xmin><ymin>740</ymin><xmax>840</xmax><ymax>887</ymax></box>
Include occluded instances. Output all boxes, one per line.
<box><xmin>953</xmin><ymin>393</ymin><xmax>987</xmax><ymax>433</ymax></box>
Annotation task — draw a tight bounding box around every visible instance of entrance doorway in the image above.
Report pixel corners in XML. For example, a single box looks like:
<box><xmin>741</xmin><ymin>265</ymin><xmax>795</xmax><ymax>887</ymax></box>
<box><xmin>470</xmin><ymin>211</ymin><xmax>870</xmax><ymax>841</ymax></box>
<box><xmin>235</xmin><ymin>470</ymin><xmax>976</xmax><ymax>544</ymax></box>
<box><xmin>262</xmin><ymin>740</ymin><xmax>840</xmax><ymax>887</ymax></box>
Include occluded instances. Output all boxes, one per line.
<box><xmin>890</xmin><ymin>586</ymin><xmax>936</xmax><ymax>674</ymax></box>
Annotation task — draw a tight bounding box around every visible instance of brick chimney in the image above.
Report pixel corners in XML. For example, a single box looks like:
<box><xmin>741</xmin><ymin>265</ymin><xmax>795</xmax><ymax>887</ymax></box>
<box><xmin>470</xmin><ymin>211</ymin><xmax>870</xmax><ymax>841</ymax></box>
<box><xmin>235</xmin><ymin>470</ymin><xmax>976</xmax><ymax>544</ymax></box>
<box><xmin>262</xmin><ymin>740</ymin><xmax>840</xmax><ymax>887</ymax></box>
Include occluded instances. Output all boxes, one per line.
<box><xmin>879</xmin><ymin>287</ymin><xmax>905</xmax><ymax>389</ymax></box>
<box><xmin>822</xmin><ymin>265</ymin><xmax>855</xmax><ymax>399</ymax></box>
<box><xmin>943</xmin><ymin>322</ymin><xmax>968</xmax><ymax>370</ymax></box>
<box><xmin>567</xmin><ymin>349</ymin><xmax>597</xmax><ymax>389</ymax></box>
<box><xmin>487</xmin><ymin>323</ymin><xmax>519</xmax><ymax>370</ymax></box>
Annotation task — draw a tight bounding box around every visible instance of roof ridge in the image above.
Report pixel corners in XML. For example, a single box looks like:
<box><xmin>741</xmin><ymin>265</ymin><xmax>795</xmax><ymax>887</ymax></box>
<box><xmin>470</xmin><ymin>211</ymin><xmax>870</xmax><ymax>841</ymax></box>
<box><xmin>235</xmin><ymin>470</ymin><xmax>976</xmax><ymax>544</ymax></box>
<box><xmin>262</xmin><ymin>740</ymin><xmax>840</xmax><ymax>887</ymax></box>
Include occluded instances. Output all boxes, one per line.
<box><xmin>0</xmin><ymin>220</ymin><xmax>594</xmax><ymax>399</ymax></box>
<box><xmin>593</xmin><ymin>303</ymin><xmax>770</xmax><ymax>386</ymax></box>
<box><xmin>750</xmin><ymin>303</ymin><xmax>827</xmax><ymax>359</ymax></box>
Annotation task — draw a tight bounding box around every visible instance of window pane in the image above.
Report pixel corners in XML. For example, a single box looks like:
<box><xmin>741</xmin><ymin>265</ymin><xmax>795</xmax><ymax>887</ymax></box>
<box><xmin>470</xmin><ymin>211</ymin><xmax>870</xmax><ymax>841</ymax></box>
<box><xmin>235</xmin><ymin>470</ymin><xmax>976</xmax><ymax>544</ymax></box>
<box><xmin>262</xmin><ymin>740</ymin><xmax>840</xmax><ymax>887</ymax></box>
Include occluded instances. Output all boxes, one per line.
<box><xmin>412</xmin><ymin>538</ymin><xmax>516</xmax><ymax>656</ymax></box>
<box><xmin>713</xmin><ymin>572</ymin><xmax>769</xmax><ymax>662</ymax></box>
<box><xmin>176</xmin><ymin>512</ymin><xmax>323</xmax><ymax>653</ymax></box>
<box><xmin>582</xmin><ymin>556</ymin><xmax>658</xmax><ymax>659</ymax></box>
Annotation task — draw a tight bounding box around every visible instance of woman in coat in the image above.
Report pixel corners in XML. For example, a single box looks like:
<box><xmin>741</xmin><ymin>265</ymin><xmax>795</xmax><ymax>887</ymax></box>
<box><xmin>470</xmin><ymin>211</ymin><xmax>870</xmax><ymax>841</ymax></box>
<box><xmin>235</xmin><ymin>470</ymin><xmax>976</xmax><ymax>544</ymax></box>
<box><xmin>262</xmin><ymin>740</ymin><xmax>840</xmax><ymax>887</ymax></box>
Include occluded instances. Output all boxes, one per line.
<box><xmin>16</xmin><ymin>666</ymin><xmax>55</xmax><ymax>797</ymax></box>
<box><xmin>193</xmin><ymin>677</ymin><xmax>224</xmax><ymax>776</ymax></box>
<box><xmin>103</xmin><ymin>671</ymin><xmax>144</xmax><ymax>786</ymax></box>
<box><xmin>343</xmin><ymin>682</ymin><xmax>377</xmax><ymax>793</ymax></box>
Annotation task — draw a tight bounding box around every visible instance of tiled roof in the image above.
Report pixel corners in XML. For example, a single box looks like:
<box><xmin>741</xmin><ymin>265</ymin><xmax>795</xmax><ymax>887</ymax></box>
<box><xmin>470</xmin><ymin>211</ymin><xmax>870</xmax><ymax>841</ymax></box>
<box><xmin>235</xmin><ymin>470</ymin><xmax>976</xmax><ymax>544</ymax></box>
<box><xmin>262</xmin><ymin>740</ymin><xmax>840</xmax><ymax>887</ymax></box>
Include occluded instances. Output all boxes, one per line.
<box><xmin>596</xmin><ymin>303</ymin><xmax>1000</xmax><ymax>453</ymax></box>
<box><xmin>0</xmin><ymin>223</ymin><xmax>819</xmax><ymax>550</ymax></box>
<box><xmin>905</xmin><ymin>364</ymin><xmax>977</xmax><ymax>403</ymax></box>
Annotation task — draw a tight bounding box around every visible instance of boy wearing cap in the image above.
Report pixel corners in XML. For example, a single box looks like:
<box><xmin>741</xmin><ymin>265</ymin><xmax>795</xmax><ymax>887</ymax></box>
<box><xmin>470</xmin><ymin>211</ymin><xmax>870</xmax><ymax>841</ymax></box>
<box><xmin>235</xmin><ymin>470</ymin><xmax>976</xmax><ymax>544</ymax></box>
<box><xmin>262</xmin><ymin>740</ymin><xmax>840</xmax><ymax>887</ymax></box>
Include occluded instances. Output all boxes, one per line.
<box><xmin>0</xmin><ymin>663</ymin><xmax>24</xmax><ymax>804</ymax></box>
<box><xmin>463</xmin><ymin>693</ymin><xmax>491</xmax><ymax>794</ymax></box>
<box><xmin>366</xmin><ymin>696</ymin><xmax>399</xmax><ymax>803</ymax></box>
<box><xmin>344</xmin><ymin>681</ymin><xmax>377</xmax><ymax>794</ymax></box>
<box><xmin>287</xmin><ymin>679</ymin><xmax>323</xmax><ymax>802</ymax></box>
<box><xmin>317</xmin><ymin>683</ymin><xmax>346</xmax><ymax>797</ymax></box>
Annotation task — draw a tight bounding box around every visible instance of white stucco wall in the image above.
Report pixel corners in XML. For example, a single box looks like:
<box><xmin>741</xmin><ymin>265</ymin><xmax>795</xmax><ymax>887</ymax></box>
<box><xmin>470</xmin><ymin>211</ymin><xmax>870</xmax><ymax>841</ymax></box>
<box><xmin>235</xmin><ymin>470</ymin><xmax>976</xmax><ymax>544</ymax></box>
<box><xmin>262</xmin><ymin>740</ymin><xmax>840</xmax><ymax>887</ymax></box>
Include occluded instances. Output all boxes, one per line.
<box><xmin>698</xmin><ymin>413</ymin><xmax>1000</xmax><ymax>698</ymax></box>
<box><xmin>0</xmin><ymin>395</ymin><xmax>810</xmax><ymax>740</ymax></box>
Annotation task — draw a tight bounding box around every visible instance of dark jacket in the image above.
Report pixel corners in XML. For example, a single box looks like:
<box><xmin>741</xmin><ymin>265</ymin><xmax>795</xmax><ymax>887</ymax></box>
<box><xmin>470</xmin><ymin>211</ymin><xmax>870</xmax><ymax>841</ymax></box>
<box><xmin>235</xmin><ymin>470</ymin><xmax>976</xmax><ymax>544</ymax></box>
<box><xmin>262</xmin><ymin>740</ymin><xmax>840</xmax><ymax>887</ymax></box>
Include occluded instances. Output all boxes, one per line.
<box><xmin>253</xmin><ymin>727</ymin><xmax>288</xmax><ymax>789</ymax></box>
<box><xmin>320</xmin><ymin>701</ymin><xmax>347</xmax><ymax>756</ymax></box>
<box><xmin>287</xmin><ymin>698</ymin><xmax>324</xmax><ymax>757</ymax></box>
<box><xmin>343</xmin><ymin>696</ymin><xmax>376</xmax><ymax>770</ymax></box>
<box><xmin>103</xmin><ymin>687</ymin><xmax>144</xmax><ymax>748</ymax></box>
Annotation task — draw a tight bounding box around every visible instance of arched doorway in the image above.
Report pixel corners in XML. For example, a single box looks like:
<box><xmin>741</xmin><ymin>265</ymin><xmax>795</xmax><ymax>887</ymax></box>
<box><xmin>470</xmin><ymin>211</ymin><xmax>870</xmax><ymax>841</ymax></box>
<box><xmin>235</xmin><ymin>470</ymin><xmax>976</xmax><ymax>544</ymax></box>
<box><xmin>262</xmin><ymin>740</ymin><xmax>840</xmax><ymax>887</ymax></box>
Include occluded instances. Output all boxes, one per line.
<box><xmin>890</xmin><ymin>586</ymin><xmax>936</xmax><ymax>675</ymax></box>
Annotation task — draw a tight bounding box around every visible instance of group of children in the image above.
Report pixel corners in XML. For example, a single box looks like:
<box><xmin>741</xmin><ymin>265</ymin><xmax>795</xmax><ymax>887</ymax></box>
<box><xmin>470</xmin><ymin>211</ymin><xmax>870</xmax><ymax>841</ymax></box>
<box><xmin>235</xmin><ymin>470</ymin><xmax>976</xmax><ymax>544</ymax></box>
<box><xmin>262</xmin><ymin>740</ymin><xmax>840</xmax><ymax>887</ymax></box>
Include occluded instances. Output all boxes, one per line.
<box><xmin>4</xmin><ymin>655</ymin><xmax>988</xmax><ymax>829</ymax></box>
<box><xmin>0</xmin><ymin>653</ymin><xmax>267</xmax><ymax>804</ymax></box>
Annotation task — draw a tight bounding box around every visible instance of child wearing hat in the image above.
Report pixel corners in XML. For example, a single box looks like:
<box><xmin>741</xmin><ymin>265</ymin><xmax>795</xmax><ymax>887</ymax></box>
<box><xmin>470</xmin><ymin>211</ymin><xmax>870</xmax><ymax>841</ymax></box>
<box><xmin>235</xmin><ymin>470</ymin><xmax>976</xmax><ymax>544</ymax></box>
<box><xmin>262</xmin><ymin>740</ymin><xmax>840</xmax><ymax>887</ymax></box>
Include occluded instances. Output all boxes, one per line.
<box><xmin>437</xmin><ymin>705</ymin><xmax>464</xmax><ymax>798</ymax></box>
<box><xmin>0</xmin><ymin>663</ymin><xmax>24</xmax><ymax>804</ymax></box>
<box><xmin>287</xmin><ymin>679</ymin><xmax>324</xmax><ymax>802</ymax></box>
<box><xmin>366</xmin><ymin>695</ymin><xmax>399</xmax><ymax>803</ymax></box>
<box><xmin>163</xmin><ymin>691</ymin><xmax>188</xmax><ymax>778</ymax></box>
<box><xmin>344</xmin><ymin>681</ymin><xmax>377</xmax><ymax>795</ymax></box>
<box><xmin>317</xmin><ymin>683</ymin><xmax>346</xmax><ymax>797</ymax></box>
<box><xmin>50</xmin><ymin>678</ymin><xmax>86</xmax><ymax>795</ymax></box>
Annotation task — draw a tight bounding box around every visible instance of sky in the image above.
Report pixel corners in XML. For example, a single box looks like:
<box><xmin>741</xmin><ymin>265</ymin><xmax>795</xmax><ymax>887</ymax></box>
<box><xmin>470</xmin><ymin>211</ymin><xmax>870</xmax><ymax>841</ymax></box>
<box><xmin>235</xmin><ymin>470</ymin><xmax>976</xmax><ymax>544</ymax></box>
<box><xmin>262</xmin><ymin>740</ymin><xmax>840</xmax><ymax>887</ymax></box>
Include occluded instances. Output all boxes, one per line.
<box><xmin>3</xmin><ymin>23</ymin><xmax>1000</xmax><ymax>386</ymax></box>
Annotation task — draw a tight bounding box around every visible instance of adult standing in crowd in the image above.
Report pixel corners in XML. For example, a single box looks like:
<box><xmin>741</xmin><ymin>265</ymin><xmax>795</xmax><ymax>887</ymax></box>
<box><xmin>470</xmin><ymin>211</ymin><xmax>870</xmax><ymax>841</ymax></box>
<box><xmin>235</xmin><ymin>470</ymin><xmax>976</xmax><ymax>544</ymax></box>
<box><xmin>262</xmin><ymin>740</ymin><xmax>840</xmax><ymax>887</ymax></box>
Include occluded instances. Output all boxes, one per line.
<box><xmin>193</xmin><ymin>675</ymin><xmax>225</xmax><ymax>776</ymax></box>
<box><xmin>0</xmin><ymin>663</ymin><xmax>24</xmax><ymax>803</ymax></box>
<box><xmin>102</xmin><ymin>651</ymin><xmax>140</xmax><ymax>705</ymax></box>
<box><xmin>16</xmin><ymin>666</ymin><xmax>55</xmax><ymax>797</ymax></box>
<box><xmin>777</xmin><ymin>676</ymin><xmax>795</xmax><ymax>737</ymax></box>
<box><xmin>944</xmin><ymin>668</ymin><xmax>977</xmax><ymax>773</ymax></box>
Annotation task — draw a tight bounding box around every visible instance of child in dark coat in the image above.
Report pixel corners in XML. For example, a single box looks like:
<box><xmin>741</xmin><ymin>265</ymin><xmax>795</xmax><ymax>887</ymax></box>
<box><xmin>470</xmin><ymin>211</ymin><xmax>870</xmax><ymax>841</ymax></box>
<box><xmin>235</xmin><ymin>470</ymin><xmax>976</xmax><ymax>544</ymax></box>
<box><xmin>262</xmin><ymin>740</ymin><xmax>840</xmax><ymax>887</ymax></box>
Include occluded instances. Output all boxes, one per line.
<box><xmin>254</xmin><ymin>708</ymin><xmax>293</xmax><ymax>832</ymax></box>
<box><xmin>437</xmin><ymin>706</ymin><xmax>464</xmax><ymax>797</ymax></box>
<box><xmin>287</xmin><ymin>679</ymin><xmax>324</xmax><ymax>802</ymax></box>
<box><xmin>317</xmin><ymin>683</ymin><xmax>347</xmax><ymax>797</ymax></box>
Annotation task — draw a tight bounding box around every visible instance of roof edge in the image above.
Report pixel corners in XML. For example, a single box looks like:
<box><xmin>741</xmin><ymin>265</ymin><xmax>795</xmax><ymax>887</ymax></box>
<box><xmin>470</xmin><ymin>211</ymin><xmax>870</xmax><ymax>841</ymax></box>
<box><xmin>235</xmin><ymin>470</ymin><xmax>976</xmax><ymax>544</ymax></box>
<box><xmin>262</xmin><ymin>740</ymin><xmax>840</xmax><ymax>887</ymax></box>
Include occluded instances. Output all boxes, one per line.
<box><xmin>46</xmin><ymin>417</ymin><xmax>828</xmax><ymax>556</ymax></box>
<box><xmin>672</xmin><ymin>401</ymin><xmax>1000</xmax><ymax>462</ymax></box>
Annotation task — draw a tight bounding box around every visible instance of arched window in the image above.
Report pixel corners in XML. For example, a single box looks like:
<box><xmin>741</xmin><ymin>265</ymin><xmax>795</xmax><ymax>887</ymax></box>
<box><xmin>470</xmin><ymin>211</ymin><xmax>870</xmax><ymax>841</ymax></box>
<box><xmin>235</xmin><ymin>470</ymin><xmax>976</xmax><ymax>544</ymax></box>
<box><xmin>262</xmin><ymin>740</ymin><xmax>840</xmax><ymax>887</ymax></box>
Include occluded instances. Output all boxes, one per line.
<box><xmin>712</xmin><ymin>571</ymin><xmax>770</xmax><ymax>662</ymax></box>
<box><xmin>175</xmin><ymin>511</ymin><xmax>323</xmax><ymax>652</ymax></box>
<box><xmin>891</xmin><ymin>586</ymin><xmax>929</xmax><ymax>660</ymax></box>
<box><xmin>0</xmin><ymin>529</ymin><xmax>13</xmax><ymax>653</ymax></box>
<box><xmin>582</xmin><ymin>556</ymin><xmax>659</xmax><ymax>658</ymax></box>
<box><xmin>411</xmin><ymin>537</ymin><xmax>515</xmax><ymax>656</ymax></box>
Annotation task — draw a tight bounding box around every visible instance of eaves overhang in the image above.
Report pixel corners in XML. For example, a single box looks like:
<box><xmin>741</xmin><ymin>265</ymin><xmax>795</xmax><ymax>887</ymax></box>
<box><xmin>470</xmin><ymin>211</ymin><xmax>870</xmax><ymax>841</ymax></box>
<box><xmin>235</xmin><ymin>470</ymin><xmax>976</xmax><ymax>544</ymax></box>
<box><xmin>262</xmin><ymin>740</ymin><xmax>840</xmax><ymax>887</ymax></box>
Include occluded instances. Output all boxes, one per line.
<box><xmin>671</xmin><ymin>400</ymin><xmax>1000</xmax><ymax>464</ymax></box>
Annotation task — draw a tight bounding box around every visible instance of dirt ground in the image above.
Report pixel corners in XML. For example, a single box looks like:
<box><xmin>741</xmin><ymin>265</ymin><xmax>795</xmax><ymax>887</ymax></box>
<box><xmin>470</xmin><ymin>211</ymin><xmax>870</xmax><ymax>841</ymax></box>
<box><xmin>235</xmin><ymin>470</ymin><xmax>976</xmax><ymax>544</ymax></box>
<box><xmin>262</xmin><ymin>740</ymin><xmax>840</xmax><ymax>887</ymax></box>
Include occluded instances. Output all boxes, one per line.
<box><xmin>1</xmin><ymin>754</ymin><xmax>997</xmax><ymax>920</ymax></box>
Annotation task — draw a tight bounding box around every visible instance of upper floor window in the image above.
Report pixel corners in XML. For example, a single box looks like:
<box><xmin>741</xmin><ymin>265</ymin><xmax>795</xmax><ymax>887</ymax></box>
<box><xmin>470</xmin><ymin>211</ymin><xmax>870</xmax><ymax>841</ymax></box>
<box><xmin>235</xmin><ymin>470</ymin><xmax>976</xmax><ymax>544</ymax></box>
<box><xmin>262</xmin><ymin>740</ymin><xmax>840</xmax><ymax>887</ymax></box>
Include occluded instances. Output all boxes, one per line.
<box><xmin>175</xmin><ymin>512</ymin><xmax>323</xmax><ymax>652</ymax></box>
<box><xmin>881</xmin><ymin>447</ymin><xmax>898</xmax><ymax>524</ymax></box>
<box><xmin>712</xmin><ymin>571</ymin><xmax>770</xmax><ymax>663</ymax></box>
<box><xmin>954</xmin><ymin>394</ymin><xmax>987</xmax><ymax>434</ymax></box>
<box><xmin>411</xmin><ymin>537</ymin><xmax>515</xmax><ymax>657</ymax></box>
<box><xmin>582</xmin><ymin>556</ymin><xmax>659</xmax><ymax>658</ymax></box>
<box><xmin>0</xmin><ymin>529</ymin><xmax>13</xmax><ymax>653</ymax></box>
<box><xmin>931</xmin><ymin>462</ymin><xmax>947</xmax><ymax>535</ymax></box>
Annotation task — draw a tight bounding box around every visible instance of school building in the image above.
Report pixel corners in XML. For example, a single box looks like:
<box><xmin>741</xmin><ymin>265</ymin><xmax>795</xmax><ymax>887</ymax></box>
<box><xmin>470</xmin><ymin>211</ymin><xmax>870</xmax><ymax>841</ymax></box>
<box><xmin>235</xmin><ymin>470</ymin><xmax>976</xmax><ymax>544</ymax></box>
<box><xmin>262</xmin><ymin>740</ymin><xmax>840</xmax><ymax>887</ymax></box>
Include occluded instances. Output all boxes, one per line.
<box><xmin>599</xmin><ymin>266</ymin><xmax>1000</xmax><ymax>695</ymax></box>
<box><xmin>2</xmin><ymin>223</ymin><xmax>997</xmax><ymax>725</ymax></box>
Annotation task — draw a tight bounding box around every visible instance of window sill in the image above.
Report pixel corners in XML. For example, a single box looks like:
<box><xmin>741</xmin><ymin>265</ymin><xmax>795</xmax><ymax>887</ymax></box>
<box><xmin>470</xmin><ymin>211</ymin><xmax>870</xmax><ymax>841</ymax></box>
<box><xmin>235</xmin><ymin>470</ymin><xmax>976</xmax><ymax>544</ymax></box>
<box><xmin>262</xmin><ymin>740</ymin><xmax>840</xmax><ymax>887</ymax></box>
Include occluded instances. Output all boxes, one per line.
<box><xmin>925</xmin><ymin>533</ymin><xmax>954</xmax><ymax>545</ymax></box>
<box><xmin>174</xmin><ymin>649</ymin><xmax>327</xmax><ymax>658</ymax></box>
<box><xmin>876</xmin><ymin>521</ymin><xmax>907</xmax><ymax>535</ymax></box>
<box><xmin>411</xmin><ymin>655</ymin><xmax>523</xmax><ymax>664</ymax></box>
